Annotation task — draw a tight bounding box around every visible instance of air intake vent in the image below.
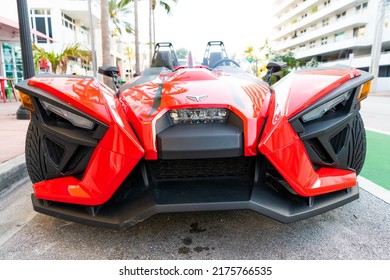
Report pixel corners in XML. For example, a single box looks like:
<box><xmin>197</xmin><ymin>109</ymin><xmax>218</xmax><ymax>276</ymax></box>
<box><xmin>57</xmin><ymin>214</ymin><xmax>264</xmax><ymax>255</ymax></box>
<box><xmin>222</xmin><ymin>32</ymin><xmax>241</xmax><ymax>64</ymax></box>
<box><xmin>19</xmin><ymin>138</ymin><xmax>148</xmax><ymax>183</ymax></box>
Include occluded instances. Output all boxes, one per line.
<box><xmin>44</xmin><ymin>137</ymin><xmax>65</xmax><ymax>167</ymax></box>
<box><xmin>149</xmin><ymin>157</ymin><xmax>252</xmax><ymax>182</ymax></box>
<box><xmin>308</xmin><ymin>138</ymin><xmax>333</xmax><ymax>164</ymax></box>
<box><xmin>330</xmin><ymin>127</ymin><xmax>348</xmax><ymax>155</ymax></box>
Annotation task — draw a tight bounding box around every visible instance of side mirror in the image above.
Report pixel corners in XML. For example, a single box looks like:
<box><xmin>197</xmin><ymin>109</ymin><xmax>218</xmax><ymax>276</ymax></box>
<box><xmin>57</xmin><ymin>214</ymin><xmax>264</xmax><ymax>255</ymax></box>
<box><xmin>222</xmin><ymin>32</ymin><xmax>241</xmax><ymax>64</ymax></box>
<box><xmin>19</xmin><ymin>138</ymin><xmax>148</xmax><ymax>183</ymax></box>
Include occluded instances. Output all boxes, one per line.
<box><xmin>266</xmin><ymin>61</ymin><xmax>287</xmax><ymax>73</ymax></box>
<box><xmin>98</xmin><ymin>66</ymin><xmax>121</xmax><ymax>91</ymax></box>
<box><xmin>265</xmin><ymin>61</ymin><xmax>287</xmax><ymax>84</ymax></box>
<box><xmin>98</xmin><ymin>66</ymin><xmax>119</xmax><ymax>77</ymax></box>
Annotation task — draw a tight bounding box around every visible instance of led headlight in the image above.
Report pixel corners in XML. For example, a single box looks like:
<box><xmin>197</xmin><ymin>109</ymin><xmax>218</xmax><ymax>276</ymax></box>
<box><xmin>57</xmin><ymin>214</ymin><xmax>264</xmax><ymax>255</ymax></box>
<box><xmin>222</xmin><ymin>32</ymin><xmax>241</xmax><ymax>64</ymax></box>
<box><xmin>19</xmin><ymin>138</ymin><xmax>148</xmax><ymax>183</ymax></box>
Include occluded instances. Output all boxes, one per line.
<box><xmin>169</xmin><ymin>108</ymin><xmax>229</xmax><ymax>124</ymax></box>
<box><xmin>302</xmin><ymin>91</ymin><xmax>351</xmax><ymax>122</ymax></box>
<box><xmin>41</xmin><ymin>100</ymin><xmax>95</xmax><ymax>130</ymax></box>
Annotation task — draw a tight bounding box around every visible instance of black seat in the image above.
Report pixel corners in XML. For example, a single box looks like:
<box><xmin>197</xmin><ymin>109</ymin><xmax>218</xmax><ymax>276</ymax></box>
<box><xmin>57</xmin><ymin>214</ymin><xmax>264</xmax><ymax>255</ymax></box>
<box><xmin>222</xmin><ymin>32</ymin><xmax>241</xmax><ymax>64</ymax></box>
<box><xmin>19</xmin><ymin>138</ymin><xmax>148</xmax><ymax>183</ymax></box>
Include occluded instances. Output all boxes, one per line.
<box><xmin>152</xmin><ymin>51</ymin><xmax>174</xmax><ymax>70</ymax></box>
<box><xmin>208</xmin><ymin>52</ymin><xmax>223</xmax><ymax>68</ymax></box>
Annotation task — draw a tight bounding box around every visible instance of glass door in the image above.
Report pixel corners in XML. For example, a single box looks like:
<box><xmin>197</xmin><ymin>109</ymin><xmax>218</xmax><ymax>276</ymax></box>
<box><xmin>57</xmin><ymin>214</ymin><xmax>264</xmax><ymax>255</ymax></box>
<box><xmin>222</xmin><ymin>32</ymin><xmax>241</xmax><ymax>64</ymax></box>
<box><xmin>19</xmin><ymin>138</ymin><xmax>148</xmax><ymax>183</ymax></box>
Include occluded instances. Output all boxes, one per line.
<box><xmin>2</xmin><ymin>42</ymin><xmax>24</xmax><ymax>83</ymax></box>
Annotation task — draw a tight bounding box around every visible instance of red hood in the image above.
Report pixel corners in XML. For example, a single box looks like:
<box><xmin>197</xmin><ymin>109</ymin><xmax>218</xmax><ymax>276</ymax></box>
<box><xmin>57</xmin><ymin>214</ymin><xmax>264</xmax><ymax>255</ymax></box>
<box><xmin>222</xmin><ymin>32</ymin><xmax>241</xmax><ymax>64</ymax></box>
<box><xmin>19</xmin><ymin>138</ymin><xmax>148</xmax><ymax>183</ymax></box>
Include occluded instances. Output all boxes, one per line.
<box><xmin>120</xmin><ymin>68</ymin><xmax>270</xmax><ymax>121</ymax></box>
<box><xmin>118</xmin><ymin>68</ymin><xmax>271</xmax><ymax>159</ymax></box>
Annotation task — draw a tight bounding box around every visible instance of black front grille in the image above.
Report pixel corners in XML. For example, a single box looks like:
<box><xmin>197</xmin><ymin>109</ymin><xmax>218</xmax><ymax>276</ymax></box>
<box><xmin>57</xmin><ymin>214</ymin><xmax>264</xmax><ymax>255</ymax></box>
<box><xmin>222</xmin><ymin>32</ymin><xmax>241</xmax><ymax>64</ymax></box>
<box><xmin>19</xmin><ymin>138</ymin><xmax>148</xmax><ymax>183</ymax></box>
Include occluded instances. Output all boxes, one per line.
<box><xmin>330</xmin><ymin>127</ymin><xmax>348</xmax><ymax>155</ymax></box>
<box><xmin>307</xmin><ymin>138</ymin><xmax>333</xmax><ymax>164</ymax></box>
<box><xmin>148</xmin><ymin>157</ymin><xmax>252</xmax><ymax>182</ymax></box>
<box><xmin>45</xmin><ymin>137</ymin><xmax>65</xmax><ymax>167</ymax></box>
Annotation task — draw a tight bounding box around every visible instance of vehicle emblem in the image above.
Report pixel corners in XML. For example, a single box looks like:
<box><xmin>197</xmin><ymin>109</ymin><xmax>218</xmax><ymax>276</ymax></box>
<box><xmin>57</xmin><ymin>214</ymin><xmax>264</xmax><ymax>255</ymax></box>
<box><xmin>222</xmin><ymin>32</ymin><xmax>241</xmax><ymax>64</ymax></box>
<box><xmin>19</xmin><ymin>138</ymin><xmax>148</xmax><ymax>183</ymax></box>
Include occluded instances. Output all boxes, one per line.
<box><xmin>186</xmin><ymin>95</ymin><xmax>208</xmax><ymax>102</ymax></box>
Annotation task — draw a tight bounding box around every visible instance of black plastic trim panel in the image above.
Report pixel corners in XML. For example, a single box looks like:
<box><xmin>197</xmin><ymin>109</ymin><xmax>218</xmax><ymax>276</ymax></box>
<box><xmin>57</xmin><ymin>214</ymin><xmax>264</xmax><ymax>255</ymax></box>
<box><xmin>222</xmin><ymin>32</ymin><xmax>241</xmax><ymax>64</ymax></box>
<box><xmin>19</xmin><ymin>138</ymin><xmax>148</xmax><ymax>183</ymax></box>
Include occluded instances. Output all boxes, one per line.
<box><xmin>16</xmin><ymin>78</ymin><xmax>109</xmax><ymax>180</ymax></box>
<box><xmin>289</xmin><ymin>70</ymin><xmax>373</xmax><ymax>170</ymax></box>
<box><xmin>31</xmin><ymin>183</ymin><xmax>359</xmax><ymax>230</ymax></box>
<box><xmin>157</xmin><ymin>124</ymin><xmax>243</xmax><ymax>159</ymax></box>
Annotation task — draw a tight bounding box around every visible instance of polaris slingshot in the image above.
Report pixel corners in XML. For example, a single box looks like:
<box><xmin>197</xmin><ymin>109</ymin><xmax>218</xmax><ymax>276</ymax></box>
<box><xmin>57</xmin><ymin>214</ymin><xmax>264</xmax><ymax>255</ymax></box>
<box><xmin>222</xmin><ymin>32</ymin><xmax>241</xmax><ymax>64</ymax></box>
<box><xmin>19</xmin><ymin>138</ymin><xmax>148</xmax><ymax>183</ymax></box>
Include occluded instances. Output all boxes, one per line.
<box><xmin>16</xmin><ymin>41</ymin><xmax>373</xmax><ymax>229</ymax></box>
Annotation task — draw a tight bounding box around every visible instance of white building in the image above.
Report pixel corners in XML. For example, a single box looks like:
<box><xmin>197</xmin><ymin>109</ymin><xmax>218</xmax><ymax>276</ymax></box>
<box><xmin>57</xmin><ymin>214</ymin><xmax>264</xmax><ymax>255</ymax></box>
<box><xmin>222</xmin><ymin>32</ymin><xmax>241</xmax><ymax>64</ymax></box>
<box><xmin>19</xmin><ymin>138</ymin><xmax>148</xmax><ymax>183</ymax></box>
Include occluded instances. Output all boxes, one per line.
<box><xmin>0</xmin><ymin>0</ymin><xmax>134</xmax><ymax>82</ymax></box>
<box><xmin>271</xmin><ymin>0</ymin><xmax>390</xmax><ymax>91</ymax></box>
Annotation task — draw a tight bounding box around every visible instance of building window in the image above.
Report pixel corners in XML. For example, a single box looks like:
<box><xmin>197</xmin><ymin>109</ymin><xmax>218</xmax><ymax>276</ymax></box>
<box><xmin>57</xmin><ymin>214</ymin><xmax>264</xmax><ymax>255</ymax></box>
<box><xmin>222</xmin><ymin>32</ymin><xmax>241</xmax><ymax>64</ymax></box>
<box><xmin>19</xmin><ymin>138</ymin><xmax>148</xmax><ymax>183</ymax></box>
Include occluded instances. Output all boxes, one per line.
<box><xmin>299</xmin><ymin>44</ymin><xmax>306</xmax><ymax>50</ymax></box>
<box><xmin>2</xmin><ymin>42</ymin><xmax>24</xmax><ymax>82</ymax></box>
<box><xmin>309</xmin><ymin>40</ymin><xmax>316</xmax><ymax>48</ymax></box>
<box><xmin>321</xmin><ymin>37</ymin><xmax>328</xmax><ymax>45</ymax></box>
<box><xmin>336</xmin><ymin>11</ymin><xmax>346</xmax><ymax>20</ymax></box>
<box><xmin>379</xmin><ymin>65</ymin><xmax>390</xmax><ymax>77</ymax></box>
<box><xmin>324</xmin><ymin>0</ymin><xmax>331</xmax><ymax>6</ymax></box>
<box><xmin>62</xmin><ymin>13</ymin><xmax>76</xmax><ymax>30</ymax></box>
<box><xmin>356</xmin><ymin>2</ymin><xmax>368</xmax><ymax>13</ymax></box>
<box><xmin>335</xmin><ymin>32</ymin><xmax>345</xmax><ymax>42</ymax></box>
<box><xmin>353</xmin><ymin>26</ymin><xmax>366</xmax><ymax>37</ymax></box>
<box><xmin>322</xmin><ymin>18</ymin><xmax>329</xmax><ymax>26</ymax></box>
<box><xmin>301</xmin><ymin>13</ymin><xmax>307</xmax><ymax>19</ymax></box>
<box><xmin>30</xmin><ymin>9</ymin><xmax>52</xmax><ymax>43</ymax></box>
<box><xmin>300</xmin><ymin>29</ymin><xmax>307</xmax><ymax>34</ymax></box>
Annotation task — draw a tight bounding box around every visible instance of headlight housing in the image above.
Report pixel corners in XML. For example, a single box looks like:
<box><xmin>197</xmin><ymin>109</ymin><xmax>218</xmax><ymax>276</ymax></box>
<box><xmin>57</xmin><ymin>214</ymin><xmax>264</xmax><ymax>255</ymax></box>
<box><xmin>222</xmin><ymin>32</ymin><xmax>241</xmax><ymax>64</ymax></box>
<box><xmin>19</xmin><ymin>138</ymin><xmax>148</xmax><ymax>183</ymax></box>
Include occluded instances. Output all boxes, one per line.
<box><xmin>41</xmin><ymin>100</ymin><xmax>95</xmax><ymax>130</ymax></box>
<box><xmin>169</xmin><ymin>108</ymin><xmax>229</xmax><ymax>124</ymax></box>
<box><xmin>302</xmin><ymin>91</ymin><xmax>351</xmax><ymax>123</ymax></box>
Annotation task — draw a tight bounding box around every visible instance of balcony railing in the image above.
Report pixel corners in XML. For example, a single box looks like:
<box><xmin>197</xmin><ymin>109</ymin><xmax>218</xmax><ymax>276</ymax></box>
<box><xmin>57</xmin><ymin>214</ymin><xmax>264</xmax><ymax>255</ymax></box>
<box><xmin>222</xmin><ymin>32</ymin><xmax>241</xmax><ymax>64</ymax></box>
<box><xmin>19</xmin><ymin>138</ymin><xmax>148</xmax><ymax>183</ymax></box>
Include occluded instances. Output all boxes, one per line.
<box><xmin>273</xmin><ymin>0</ymin><xmax>359</xmax><ymax>40</ymax></box>
<box><xmin>274</xmin><ymin>12</ymin><xmax>369</xmax><ymax>51</ymax></box>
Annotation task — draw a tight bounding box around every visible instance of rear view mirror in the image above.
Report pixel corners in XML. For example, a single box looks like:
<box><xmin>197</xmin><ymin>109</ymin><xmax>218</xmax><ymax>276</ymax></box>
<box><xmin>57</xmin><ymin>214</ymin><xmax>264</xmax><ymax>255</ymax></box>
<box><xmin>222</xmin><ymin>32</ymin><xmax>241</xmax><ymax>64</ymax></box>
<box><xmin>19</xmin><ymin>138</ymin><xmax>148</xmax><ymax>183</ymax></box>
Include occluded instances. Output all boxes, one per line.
<box><xmin>265</xmin><ymin>61</ymin><xmax>287</xmax><ymax>84</ymax></box>
<box><xmin>266</xmin><ymin>61</ymin><xmax>287</xmax><ymax>73</ymax></box>
<box><xmin>98</xmin><ymin>66</ymin><xmax>119</xmax><ymax>78</ymax></box>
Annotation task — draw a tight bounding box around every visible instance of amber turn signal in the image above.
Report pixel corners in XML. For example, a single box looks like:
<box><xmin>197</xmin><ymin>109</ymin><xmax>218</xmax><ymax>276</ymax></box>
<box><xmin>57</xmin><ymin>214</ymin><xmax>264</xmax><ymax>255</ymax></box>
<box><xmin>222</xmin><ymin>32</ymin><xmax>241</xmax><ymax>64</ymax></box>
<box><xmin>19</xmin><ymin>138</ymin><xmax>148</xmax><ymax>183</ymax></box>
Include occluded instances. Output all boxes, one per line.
<box><xmin>19</xmin><ymin>91</ymin><xmax>35</xmax><ymax>112</ymax></box>
<box><xmin>358</xmin><ymin>80</ymin><xmax>371</xmax><ymax>101</ymax></box>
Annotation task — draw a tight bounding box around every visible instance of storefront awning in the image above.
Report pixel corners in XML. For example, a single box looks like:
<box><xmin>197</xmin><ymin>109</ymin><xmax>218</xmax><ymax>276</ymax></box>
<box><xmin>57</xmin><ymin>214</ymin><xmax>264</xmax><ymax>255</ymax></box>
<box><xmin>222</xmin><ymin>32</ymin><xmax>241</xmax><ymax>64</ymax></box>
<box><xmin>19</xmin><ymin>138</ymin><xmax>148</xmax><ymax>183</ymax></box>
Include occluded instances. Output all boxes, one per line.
<box><xmin>0</xmin><ymin>15</ymin><xmax>54</xmax><ymax>42</ymax></box>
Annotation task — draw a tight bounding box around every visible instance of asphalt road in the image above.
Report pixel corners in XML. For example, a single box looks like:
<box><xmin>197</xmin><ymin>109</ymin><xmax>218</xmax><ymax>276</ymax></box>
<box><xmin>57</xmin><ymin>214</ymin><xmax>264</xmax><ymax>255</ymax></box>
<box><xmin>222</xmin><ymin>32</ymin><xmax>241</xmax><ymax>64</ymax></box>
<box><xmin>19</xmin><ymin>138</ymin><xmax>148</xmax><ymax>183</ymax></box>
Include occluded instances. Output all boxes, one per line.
<box><xmin>0</xmin><ymin>178</ymin><xmax>389</xmax><ymax>260</ymax></box>
<box><xmin>0</xmin><ymin>95</ymin><xmax>389</xmax><ymax>260</ymax></box>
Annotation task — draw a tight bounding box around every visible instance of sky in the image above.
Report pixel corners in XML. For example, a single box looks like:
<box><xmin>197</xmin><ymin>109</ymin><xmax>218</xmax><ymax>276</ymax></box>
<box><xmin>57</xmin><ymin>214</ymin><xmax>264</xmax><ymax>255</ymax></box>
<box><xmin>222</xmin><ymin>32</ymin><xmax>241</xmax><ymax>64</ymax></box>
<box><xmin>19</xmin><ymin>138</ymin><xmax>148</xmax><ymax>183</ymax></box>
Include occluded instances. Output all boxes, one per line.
<box><xmin>138</xmin><ymin>0</ymin><xmax>273</xmax><ymax>60</ymax></box>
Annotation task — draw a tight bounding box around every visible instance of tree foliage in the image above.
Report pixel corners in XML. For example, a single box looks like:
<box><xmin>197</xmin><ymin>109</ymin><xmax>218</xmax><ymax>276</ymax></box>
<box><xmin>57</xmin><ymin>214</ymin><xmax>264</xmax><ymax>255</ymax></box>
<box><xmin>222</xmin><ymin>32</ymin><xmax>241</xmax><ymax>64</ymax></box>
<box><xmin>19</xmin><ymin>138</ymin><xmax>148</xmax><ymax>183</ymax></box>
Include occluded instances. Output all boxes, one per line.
<box><xmin>245</xmin><ymin>38</ymin><xmax>319</xmax><ymax>84</ymax></box>
<box><xmin>109</xmin><ymin>0</ymin><xmax>133</xmax><ymax>36</ymax></box>
<box><xmin>176</xmin><ymin>48</ymin><xmax>188</xmax><ymax>59</ymax></box>
<box><xmin>33</xmin><ymin>43</ymin><xmax>91</xmax><ymax>74</ymax></box>
<box><xmin>149</xmin><ymin>0</ymin><xmax>178</xmax><ymax>63</ymax></box>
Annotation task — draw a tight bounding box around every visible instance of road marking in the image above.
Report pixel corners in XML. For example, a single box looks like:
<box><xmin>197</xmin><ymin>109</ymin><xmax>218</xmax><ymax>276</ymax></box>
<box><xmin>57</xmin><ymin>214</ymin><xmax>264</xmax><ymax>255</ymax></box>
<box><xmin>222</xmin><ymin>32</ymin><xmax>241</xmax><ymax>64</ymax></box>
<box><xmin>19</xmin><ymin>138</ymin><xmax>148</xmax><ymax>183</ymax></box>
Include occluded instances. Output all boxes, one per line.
<box><xmin>358</xmin><ymin>176</ymin><xmax>390</xmax><ymax>204</ymax></box>
<box><xmin>366</xmin><ymin>127</ymin><xmax>390</xmax><ymax>136</ymax></box>
<box><xmin>360</xmin><ymin>130</ymin><xmax>390</xmax><ymax>190</ymax></box>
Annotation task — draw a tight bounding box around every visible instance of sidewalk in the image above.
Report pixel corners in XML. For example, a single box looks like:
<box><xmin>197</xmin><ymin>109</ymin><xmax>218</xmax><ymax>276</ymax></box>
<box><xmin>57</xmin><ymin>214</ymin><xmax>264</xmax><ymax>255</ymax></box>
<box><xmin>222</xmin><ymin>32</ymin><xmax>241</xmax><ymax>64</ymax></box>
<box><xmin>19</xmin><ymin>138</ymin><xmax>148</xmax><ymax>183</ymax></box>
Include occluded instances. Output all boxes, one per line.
<box><xmin>0</xmin><ymin>101</ymin><xmax>29</xmax><ymax>193</ymax></box>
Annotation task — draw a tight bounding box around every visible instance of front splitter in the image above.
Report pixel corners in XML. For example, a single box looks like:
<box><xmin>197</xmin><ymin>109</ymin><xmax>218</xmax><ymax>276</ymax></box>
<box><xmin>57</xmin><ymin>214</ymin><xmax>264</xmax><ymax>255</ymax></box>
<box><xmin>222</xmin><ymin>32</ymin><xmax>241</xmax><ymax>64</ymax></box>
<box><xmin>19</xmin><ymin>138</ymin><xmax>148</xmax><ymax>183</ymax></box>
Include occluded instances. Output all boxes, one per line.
<box><xmin>31</xmin><ymin>182</ymin><xmax>359</xmax><ymax>230</ymax></box>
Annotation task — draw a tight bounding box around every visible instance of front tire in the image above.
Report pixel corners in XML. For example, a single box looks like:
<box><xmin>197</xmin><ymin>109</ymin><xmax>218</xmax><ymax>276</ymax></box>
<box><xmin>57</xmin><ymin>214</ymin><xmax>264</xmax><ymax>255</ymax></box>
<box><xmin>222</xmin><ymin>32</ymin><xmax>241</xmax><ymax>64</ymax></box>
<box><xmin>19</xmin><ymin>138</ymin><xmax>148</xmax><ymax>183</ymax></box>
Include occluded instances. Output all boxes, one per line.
<box><xmin>347</xmin><ymin>113</ymin><xmax>366</xmax><ymax>175</ymax></box>
<box><xmin>25</xmin><ymin>121</ymin><xmax>46</xmax><ymax>183</ymax></box>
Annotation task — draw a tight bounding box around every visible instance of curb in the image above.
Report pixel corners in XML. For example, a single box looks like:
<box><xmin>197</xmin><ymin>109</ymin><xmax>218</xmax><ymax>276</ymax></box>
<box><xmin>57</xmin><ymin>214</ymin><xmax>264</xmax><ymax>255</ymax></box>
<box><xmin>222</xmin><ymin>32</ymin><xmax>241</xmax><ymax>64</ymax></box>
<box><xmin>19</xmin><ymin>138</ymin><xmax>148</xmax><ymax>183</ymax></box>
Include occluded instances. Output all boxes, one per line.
<box><xmin>0</xmin><ymin>154</ymin><xmax>28</xmax><ymax>193</ymax></box>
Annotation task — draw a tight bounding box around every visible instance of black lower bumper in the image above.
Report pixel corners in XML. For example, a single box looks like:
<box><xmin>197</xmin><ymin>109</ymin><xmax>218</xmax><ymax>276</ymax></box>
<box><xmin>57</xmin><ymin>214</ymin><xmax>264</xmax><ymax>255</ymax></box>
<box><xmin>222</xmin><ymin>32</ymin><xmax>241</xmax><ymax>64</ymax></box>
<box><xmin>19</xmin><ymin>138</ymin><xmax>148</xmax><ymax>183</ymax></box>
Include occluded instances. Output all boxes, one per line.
<box><xmin>31</xmin><ymin>182</ymin><xmax>359</xmax><ymax>230</ymax></box>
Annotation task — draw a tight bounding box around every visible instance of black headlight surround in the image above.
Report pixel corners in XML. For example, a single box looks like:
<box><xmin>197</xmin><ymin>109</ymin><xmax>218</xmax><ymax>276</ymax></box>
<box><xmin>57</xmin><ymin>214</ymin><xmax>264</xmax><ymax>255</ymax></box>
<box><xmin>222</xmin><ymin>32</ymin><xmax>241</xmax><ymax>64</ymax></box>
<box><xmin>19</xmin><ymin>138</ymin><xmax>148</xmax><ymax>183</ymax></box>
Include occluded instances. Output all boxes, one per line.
<box><xmin>16</xmin><ymin>79</ymin><xmax>108</xmax><ymax>180</ymax></box>
<box><xmin>289</xmin><ymin>70</ymin><xmax>373</xmax><ymax>170</ymax></box>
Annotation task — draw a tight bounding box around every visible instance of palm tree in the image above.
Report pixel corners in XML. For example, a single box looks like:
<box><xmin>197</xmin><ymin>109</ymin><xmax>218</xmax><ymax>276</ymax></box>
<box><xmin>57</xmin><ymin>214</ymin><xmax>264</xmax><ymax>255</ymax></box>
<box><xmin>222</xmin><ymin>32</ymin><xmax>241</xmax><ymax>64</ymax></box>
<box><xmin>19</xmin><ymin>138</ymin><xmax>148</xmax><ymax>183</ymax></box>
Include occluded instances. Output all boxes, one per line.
<box><xmin>149</xmin><ymin>0</ymin><xmax>178</xmax><ymax>63</ymax></box>
<box><xmin>124</xmin><ymin>44</ymin><xmax>135</xmax><ymax>77</ymax></box>
<box><xmin>134</xmin><ymin>0</ymin><xmax>140</xmax><ymax>74</ymax></box>
<box><xmin>101</xmin><ymin>0</ymin><xmax>111</xmax><ymax>85</ymax></box>
<box><xmin>32</xmin><ymin>43</ymin><xmax>91</xmax><ymax>74</ymax></box>
<box><xmin>111</xmin><ymin>0</ymin><xmax>139</xmax><ymax>74</ymax></box>
<box><xmin>58</xmin><ymin>43</ymin><xmax>92</xmax><ymax>74</ymax></box>
<box><xmin>109</xmin><ymin>0</ymin><xmax>133</xmax><ymax>37</ymax></box>
<box><xmin>101</xmin><ymin>0</ymin><xmax>134</xmax><ymax>85</ymax></box>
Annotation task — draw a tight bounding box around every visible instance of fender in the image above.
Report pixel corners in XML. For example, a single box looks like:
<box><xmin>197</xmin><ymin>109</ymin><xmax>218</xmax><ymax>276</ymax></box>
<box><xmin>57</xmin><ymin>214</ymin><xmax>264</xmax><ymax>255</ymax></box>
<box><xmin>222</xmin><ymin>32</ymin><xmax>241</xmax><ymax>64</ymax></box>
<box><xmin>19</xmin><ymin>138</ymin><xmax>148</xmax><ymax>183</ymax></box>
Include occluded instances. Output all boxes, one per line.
<box><xmin>259</xmin><ymin>68</ymin><xmax>370</xmax><ymax>197</ymax></box>
<box><xmin>17</xmin><ymin>75</ymin><xmax>145</xmax><ymax>205</ymax></box>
